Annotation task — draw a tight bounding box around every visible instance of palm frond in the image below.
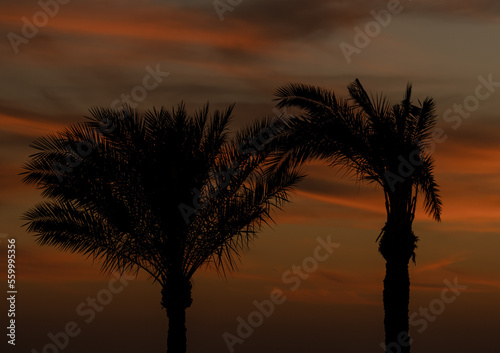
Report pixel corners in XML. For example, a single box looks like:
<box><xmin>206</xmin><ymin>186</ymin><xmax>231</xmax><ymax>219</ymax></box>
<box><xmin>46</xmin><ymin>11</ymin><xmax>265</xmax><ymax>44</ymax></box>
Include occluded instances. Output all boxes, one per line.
<box><xmin>22</xmin><ymin>103</ymin><xmax>302</xmax><ymax>286</ymax></box>
<box><xmin>273</xmin><ymin>79</ymin><xmax>442</xmax><ymax>227</ymax></box>
<box><xmin>414</xmin><ymin>155</ymin><xmax>442</xmax><ymax>221</ymax></box>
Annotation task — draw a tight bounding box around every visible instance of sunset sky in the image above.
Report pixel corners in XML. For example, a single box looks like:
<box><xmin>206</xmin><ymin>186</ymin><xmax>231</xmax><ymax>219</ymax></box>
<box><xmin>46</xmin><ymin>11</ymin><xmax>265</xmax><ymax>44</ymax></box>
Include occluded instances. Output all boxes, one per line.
<box><xmin>1</xmin><ymin>1</ymin><xmax>500</xmax><ymax>352</ymax></box>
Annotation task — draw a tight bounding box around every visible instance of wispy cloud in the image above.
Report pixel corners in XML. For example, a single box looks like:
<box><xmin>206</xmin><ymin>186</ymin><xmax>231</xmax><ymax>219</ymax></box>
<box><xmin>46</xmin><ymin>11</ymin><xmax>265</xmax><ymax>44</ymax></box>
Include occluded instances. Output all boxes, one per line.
<box><xmin>0</xmin><ymin>112</ymin><xmax>66</xmax><ymax>136</ymax></box>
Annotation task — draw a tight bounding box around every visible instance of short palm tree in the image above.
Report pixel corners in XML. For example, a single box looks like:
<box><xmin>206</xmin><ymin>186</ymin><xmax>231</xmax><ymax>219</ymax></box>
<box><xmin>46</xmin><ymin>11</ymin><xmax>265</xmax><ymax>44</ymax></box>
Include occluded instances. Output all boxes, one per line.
<box><xmin>21</xmin><ymin>103</ymin><xmax>303</xmax><ymax>353</ymax></box>
<box><xmin>273</xmin><ymin>80</ymin><xmax>442</xmax><ymax>353</ymax></box>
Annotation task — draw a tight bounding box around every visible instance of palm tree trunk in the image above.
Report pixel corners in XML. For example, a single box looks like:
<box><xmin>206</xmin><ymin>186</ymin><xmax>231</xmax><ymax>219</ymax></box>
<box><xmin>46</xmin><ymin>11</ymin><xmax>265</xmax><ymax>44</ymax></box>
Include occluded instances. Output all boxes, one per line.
<box><xmin>383</xmin><ymin>259</ymin><xmax>411</xmax><ymax>353</ymax></box>
<box><xmin>162</xmin><ymin>278</ymin><xmax>193</xmax><ymax>353</ymax></box>
<box><xmin>166</xmin><ymin>304</ymin><xmax>187</xmax><ymax>353</ymax></box>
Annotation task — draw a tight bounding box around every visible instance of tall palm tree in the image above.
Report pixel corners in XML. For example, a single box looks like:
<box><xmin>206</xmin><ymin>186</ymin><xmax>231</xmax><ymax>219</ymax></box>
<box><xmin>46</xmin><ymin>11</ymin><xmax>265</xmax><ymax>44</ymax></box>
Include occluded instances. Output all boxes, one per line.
<box><xmin>273</xmin><ymin>80</ymin><xmax>442</xmax><ymax>353</ymax></box>
<box><xmin>21</xmin><ymin>103</ymin><xmax>303</xmax><ymax>353</ymax></box>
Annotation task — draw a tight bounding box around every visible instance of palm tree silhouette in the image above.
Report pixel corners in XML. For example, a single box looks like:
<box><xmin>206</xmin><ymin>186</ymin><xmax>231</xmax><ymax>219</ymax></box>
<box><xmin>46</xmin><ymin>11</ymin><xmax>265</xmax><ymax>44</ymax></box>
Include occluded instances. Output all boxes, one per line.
<box><xmin>273</xmin><ymin>79</ymin><xmax>442</xmax><ymax>353</ymax></box>
<box><xmin>21</xmin><ymin>103</ymin><xmax>303</xmax><ymax>353</ymax></box>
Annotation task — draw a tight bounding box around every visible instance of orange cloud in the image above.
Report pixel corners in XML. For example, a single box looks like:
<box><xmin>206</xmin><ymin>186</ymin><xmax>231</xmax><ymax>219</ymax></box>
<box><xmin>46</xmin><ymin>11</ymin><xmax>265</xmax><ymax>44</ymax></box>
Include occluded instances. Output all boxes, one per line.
<box><xmin>294</xmin><ymin>189</ymin><xmax>384</xmax><ymax>215</ymax></box>
<box><xmin>437</xmin><ymin>142</ymin><xmax>500</xmax><ymax>176</ymax></box>
<box><xmin>0</xmin><ymin>112</ymin><xmax>65</xmax><ymax>136</ymax></box>
<box><xmin>415</xmin><ymin>256</ymin><xmax>468</xmax><ymax>274</ymax></box>
<box><xmin>0</xmin><ymin>5</ymin><xmax>274</xmax><ymax>54</ymax></box>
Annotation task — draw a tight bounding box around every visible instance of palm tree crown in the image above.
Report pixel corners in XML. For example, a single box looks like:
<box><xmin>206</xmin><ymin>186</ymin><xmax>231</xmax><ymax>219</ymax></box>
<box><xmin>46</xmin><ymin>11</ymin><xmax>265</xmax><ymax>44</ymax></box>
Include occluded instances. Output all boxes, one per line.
<box><xmin>21</xmin><ymin>103</ymin><xmax>303</xmax><ymax>353</ymax></box>
<box><xmin>274</xmin><ymin>80</ymin><xmax>441</xmax><ymax>254</ymax></box>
